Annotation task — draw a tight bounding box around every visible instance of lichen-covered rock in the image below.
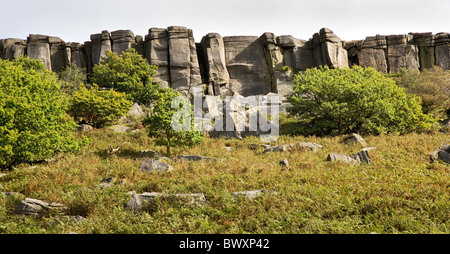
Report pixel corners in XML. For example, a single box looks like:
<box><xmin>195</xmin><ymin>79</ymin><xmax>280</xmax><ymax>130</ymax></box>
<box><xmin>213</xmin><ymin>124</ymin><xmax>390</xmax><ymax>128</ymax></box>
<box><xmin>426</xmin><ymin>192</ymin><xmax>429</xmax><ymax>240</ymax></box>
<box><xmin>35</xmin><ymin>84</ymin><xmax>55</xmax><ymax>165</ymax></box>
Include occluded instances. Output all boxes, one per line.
<box><xmin>126</xmin><ymin>192</ymin><xmax>207</xmax><ymax>211</ymax></box>
<box><xmin>138</xmin><ymin>159</ymin><xmax>173</xmax><ymax>173</ymax></box>
<box><xmin>430</xmin><ymin>143</ymin><xmax>450</xmax><ymax>164</ymax></box>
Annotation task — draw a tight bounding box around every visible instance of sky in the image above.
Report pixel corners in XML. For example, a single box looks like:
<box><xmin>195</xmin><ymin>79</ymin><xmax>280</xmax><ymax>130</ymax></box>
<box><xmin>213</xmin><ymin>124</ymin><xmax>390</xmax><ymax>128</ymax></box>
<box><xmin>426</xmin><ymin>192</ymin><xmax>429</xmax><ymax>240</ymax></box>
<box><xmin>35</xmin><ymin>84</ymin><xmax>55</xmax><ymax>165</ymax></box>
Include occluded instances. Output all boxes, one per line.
<box><xmin>1</xmin><ymin>0</ymin><xmax>449</xmax><ymax>43</ymax></box>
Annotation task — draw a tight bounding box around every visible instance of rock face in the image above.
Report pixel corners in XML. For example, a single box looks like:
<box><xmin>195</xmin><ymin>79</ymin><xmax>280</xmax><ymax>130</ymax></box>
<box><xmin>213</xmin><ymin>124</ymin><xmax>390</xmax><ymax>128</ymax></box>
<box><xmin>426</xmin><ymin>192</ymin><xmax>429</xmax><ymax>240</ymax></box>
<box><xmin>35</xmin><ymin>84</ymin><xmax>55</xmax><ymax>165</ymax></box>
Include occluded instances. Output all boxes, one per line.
<box><xmin>1</xmin><ymin>27</ymin><xmax>449</xmax><ymax>99</ymax></box>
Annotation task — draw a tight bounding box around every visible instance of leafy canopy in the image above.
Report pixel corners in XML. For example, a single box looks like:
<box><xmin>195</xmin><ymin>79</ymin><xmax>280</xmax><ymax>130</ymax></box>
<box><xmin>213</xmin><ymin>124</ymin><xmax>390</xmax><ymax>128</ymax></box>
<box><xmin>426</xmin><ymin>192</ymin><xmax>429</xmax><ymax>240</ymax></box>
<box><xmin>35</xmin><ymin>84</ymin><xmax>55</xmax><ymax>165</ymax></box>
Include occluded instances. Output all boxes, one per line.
<box><xmin>67</xmin><ymin>85</ymin><xmax>133</xmax><ymax>128</ymax></box>
<box><xmin>143</xmin><ymin>87</ymin><xmax>204</xmax><ymax>156</ymax></box>
<box><xmin>0</xmin><ymin>57</ymin><xmax>87</xmax><ymax>168</ymax></box>
<box><xmin>287</xmin><ymin>66</ymin><xmax>437</xmax><ymax>136</ymax></box>
<box><xmin>90</xmin><ymin>48</ymin><xmax>159</xmax><ymax>105</ymax></box>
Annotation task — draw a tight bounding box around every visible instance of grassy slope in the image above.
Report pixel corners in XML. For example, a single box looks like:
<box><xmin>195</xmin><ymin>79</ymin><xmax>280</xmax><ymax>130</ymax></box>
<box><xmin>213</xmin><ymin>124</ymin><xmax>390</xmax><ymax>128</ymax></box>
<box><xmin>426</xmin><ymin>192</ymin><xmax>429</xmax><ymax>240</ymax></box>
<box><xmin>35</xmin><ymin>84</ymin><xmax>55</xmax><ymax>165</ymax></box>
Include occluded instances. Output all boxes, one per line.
<box><xmin>0</xmin><ymin>127</ymin><xmax>449</xmax><ymax>234</ymax></box>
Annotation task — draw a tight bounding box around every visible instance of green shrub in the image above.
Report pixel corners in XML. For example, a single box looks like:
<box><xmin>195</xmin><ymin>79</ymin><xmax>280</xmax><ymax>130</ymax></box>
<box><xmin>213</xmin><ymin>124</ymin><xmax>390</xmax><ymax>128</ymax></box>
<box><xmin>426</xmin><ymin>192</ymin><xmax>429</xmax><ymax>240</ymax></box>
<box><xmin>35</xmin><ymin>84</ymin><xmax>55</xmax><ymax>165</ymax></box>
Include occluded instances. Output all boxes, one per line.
<box><xmin>90</xmin><ymin>48</ymin><xmax>159</xmax><ymax>106</ymax></box>
<box><xmin>142</xmin><ymin>87</ymin><xmax>204</xmax><ymax>156</ymax></box>
<box><xmin>68</xmin><ymin>85</ymin><xmax>133</xmax><ymax>128</ymax></box>
<box><xmin>0</xmin><ymin>57</ymin><xmax>87</xmax><ymax>169</ymax></box>
<box><xmin>58</xmin><ymin>63</ymin><xmax>88</xmax><ymax>94</ymax></box>
<box><xmin>287</xmin><ymin>66</ymin><xmax>437</xmax><ymax>136</ymax></box>
<box><xmin>390</xmin><ymin>66</ymin><xmax>450</xmax><ymax>121</ymax></box>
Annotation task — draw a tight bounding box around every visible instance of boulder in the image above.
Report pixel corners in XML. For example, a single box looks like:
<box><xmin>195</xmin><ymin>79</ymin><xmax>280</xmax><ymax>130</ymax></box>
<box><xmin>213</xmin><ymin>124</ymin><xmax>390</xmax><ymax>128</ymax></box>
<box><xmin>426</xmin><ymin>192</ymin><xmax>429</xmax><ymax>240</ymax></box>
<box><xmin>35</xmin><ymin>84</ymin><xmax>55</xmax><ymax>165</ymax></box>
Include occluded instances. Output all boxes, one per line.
<box><xmin>279</xmin><ymin>158</ymin><xmax>289</xmax><ymax>167</ymax></box>
<box><xmin>263</xmin><ymin>142</ymin><xmax>323</xmax><ymax>153</ymax></box>
<box><xmin>178</xmin><ymin>155</ymin><xmax>217</xmax><ymax>162</ymax></box>
<box><xmin>138</xmin><ymin>159</ymin><xmax>173</xmax><ymax>173</ymax></box>
<box><xmin>342</xmin><ymin>133</ymin><xmax>367</xmax><ymax>147</ymax></box>
<box><xmin>232</xmin><ymin>190</ymin><xmax>277</xmax><ymax>200</ymax></box>
<box><xmin>128</xmin><ymin>102</ymin><xmax>145</xmax><ymax>117</ymax></box>
<box><xmin>77</xmin><ymin>124</ymin><xmax>93</xmax><ymax>132</ymax></box>
<box><xmin>327</xmin><ymin>153</ymin><xmax>360</xmax><ymax>166</ymax></box>
<box><xmin>126</xmin><ymin>192</ymin><xmax>207</xmax><ymax>211</ymax></box>
<box><xmin>14</xmin><ymin>198</ymin><xmax>66</xmax><ymax>217</ymax></box>
<box><xmin>430</xmin><ymin>143</ymin><xmax>450</xmax><ymax>164</ymax></box>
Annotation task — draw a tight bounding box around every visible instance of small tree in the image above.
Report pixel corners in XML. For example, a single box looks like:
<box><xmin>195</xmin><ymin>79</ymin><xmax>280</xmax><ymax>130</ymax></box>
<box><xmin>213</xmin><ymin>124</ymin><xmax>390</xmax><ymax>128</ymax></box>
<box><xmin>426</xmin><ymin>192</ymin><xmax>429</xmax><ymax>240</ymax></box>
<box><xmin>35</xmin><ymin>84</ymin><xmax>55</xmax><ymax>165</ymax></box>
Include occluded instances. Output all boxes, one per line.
<box><xmin>390</xmin><ymin>66</ymin><xmax>450</xmax><ymax>121</ymax></box>
<box><xmin>68</xmin><ymin>85</ymin><xmax>133</xmax><ymax>128</ymax></box>
<box><xmin>143</xmin><ymin>88</ymin><xmax>204</xmax><ymax>156</ymax></box>
<box><xmin>0</xmin><ymin>57</ymin><xmax>87</xmax><ymax>169</ymax></box>
<box><xmin>58</xmin><ymin>63</ymin><xmax>88</xmax><ymax>94</ymax></box>
<box><xmin>287</xmin><ymin>66</ymin><xmax>437</xmax><ymax>136</ymax></box>
<box><xmin>90</xmin><ymin>48</ymin><xmax>159</xmax><ymax>106</ymax></box>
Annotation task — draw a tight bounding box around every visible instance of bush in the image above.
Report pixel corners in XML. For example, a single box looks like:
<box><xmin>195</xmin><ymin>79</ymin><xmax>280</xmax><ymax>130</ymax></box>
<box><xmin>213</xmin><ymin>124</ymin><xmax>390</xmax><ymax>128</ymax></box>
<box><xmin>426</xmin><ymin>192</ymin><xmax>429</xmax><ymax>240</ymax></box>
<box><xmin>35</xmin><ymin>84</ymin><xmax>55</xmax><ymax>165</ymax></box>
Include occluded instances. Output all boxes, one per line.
<box><xmin>142</xmin><ymin>87</ymin><xmax>204</xmax><ymax>156</ymax></box>
<box><xmin>58</xmin><ymin>63</ymin><xmax>88</xmax><ymax>94</ymax></box>
<box><xmin>390</xmin><ymin>66</ymin><xmax>450</xmax><ymax>121</ymax></box>
<box><xmin>287</xmin><ymin>66</ymin><xmax>437</xmax><ymax>136</ymax></box>
<box><xmin>0</xmin><ymin>57</ymin><xmax>87</xmax><ymax>169</ymax></box>
<box><xmin>68</xmin><ymin>85</ymin><xmax>133</xmax><ymax>128</ymax></box>
<box><xmin>90</xmin><ymin>48</ymin><xmax>159</xmax><ymax>106</ymax></box>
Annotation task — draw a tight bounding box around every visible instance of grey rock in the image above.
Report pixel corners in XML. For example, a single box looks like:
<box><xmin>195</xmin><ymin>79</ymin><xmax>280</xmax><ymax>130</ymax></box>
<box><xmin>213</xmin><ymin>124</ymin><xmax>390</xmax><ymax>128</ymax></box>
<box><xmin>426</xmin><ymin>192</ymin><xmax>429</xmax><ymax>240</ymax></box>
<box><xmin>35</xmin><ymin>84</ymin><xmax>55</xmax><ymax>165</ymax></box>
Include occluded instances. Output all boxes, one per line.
<box><xmin>27</xmin><ymin>34</ymin><xmax>52</xmax><ymax>70</ymax></box>
<box><xmin>77</xmin><ymin>124</ymin><xmax>93</xmax><ymax>132</ymax></box>
<box><xmin>263</xmin><ymin>142</ymin><xmax>322</xmax><ymax>153</ymax></box>
<box><xmin>327</xmin><ymin>153</ymin><xmax>360</xmax><ymax>166</ymax></box>
<box><xmin>223</xmin><ymin>36</ymin><xmax>272</xmax><ymax>96</ymax></box>
<box><xmin>178</xmin><ymin>155</ymin><xmax>217</xmax><ymax>162</ymax></box>
<box><xmin>430</xmin><ymin>143</ymin><xmax>450</xmax><ymax>164</ymax></box>
<box><xmin>110</xmin><ymin>125</ymin><xmax>129</xmax><ymax>133</ymax></box>
<box><xmin>279</xmin><ymin>158</ymin><xmax>289</xmax><ymax>167</ymax></box>
<box><xmin>349</xmin><ymin>150</ymin><xmax>372</xmax><ymax>164</ymax></box>
<box><xmin>128</xmin><ymin>102</ymin><xmax>145</xmax><ymax>117</ymax></box>
<box><xmin>342</xmin><ymin>133</ymin><xmax>367</xmax><ymax>147</ymax></box>
<box><xmin>90</xmin><ymin>30</ymin><xmax>111</xmax><ymax>66</ymax></box>
<box><xmin>126</xmin><ymin>192</ymin><xmax>207</xmax><ymax>211</ymax></box>
<box><xmin>200</xmin><ymin>33</ymin><xmax>230</xmax><ymax>96</ymax></box>
<box><xmin>138</xmin><ymin>159</ymin><xmax>173</xmax><ymax>173</ymax></box>
<box><xmin>14</xmin><ymin>198</ymin><xmax>66</xmax><ymax>217</ymax></box>
<box><xmin>232</xmin><ymin>190</ymin><xmax>277</xmax><ymax>200</ymax></box>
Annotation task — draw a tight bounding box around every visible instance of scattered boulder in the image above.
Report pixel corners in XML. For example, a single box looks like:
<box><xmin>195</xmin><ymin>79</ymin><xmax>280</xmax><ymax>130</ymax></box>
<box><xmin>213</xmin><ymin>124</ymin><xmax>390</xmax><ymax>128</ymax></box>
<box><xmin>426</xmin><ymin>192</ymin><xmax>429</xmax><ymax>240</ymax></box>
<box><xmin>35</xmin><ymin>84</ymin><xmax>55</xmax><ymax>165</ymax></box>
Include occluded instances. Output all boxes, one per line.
<box><xmin>279</xmin><ymin>158</ymin><xmax>289</xmax><ymax>167</ymax></box>
<box><xmin>126</xmin><ymin>192</ymin><xmax>207</xmax><ymax>211</ymax></box>
<box><xmin>98</xmin><ymin>177</ymin><xmax>117</xmax><ymax>188</ymax></box>
<box><xmin>138</xmin><ymin>159</ymin><xmax>174</xmax><ymax>173</ymax></box>
<box><xmin>110</xmin><ymin>125</ymin><xmax>129</xmax><ymax>133</ymax></box>
<box><xmin>232</xmin><ymin>190</ymin><xmax>278</xmax><ymax>200</ymax></box>
<box><xmin>327</xmin><ymin>150</ymin><xmax>372</xmax><ymax>165</ymax></box>
<box><xmin>342</xmin><ymin>133</ymin><xmax>367</xmax><ymax>147</ymax></box>
<box><xmin>225</xmin><ymin>147</ymin><xmax>233</xmax><ymax>152</ymax></box>
<box><xmin>14</xmin><ymin>198</ymin><xmax>66</xmax><ymax>217</ymax></box>
<box><xmin>430</xmin><ymin>143</ymin><xmax>450</xmax><ymax>164</ymax></box>
<box><xmin>178</xmin><ymin>155</ymin><xmax>217</xmax><ymax>162</ymax></box>
<box><xmin>138</xmin><ymin>150</ymin><xmax>169</xmax><ymax>160</ymax></box>
<box><xmin>0</xmin><ymin>192</ymin><xmax>23</xmax><ymax>198</ymax></box>
<box><xmin>127</xmin><ymin>103</ymin><xmax>145</xmax><ymax>118</ymax></box>
<box><xmin>77</xmin><ymin>124</ymin><xmax>94</xmax><ymax>132</ymax></box>
<box><xmin>327</xmin><ymin>153</ymin><xmax>360</xmax><ymax>166</ymax></box>
<box><xmin>263</xmin><ymin>142</ymin><xmax>323</xmax><ymax>153</ymax></box>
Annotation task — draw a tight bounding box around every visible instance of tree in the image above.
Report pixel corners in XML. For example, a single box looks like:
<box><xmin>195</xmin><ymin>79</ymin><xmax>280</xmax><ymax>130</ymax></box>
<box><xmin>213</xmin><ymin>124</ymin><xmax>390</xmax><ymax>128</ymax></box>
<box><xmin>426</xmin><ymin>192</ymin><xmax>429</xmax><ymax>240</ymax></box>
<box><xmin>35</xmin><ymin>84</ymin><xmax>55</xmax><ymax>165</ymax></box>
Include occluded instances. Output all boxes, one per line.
<box><xmin>58</xmin><ymin>63</ymin><xmax>88</xmax><ymax>95</ymax></box>
<box><xmin>90</xmin><ymin>48</ymin><xmax>159</xmax><ymax>106</ymax></box>
<box><xmin>143</xmin><ymin>87</ymin><xmax>204</xmax><ymax>156</ymax></box>
<box><xmin>287</xmin><ymin>66</ymin><xmax>437</xmax><ymax>136</ymax></box>
<box><xmin>0</xmin><ymin>57</ymin><xmax>87</xmax><ymax>169</ymax></box>
<box><xmin>67</xmin><ymin>85</ymin><xmax>133</xmax><ymax>128</ymax></box>
<box><xmin>390</xmin><ymin>66</ymin><xmax>450</xmax><ymax>121</ymax></box>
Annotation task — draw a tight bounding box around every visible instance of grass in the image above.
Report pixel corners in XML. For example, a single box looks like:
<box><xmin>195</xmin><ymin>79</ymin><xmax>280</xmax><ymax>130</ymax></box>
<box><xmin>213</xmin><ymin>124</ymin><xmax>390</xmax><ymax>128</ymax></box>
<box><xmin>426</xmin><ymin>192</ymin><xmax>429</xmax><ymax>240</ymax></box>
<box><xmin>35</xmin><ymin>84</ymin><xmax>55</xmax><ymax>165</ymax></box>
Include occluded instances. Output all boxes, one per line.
<box><xmin>0</xmin><ymin>125</ymin><xmax>449</xmax><ymax>234</ymax></box>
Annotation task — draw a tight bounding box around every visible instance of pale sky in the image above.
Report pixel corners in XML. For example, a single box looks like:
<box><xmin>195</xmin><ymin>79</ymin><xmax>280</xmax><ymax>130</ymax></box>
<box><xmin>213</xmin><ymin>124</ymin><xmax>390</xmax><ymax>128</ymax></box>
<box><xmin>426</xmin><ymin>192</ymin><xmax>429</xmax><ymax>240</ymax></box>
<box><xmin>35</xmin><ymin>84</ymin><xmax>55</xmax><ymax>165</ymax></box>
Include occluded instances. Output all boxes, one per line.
<box><xmin>1</xmin><ymin>0</ymin><xmax>449</xmax><ymax>43</ymax></box>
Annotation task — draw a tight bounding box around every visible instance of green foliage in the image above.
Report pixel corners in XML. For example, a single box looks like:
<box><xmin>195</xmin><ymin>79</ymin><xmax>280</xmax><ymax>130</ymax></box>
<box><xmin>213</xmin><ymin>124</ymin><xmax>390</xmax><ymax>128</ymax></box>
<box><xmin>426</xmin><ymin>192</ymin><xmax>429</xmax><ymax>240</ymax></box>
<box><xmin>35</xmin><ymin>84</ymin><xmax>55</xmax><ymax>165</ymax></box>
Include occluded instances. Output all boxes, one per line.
<box><xmin>58</xmin><ymin>63</ymin><xmax>88</xmax><ymax>94</ymax></box>
<box><xmin>0</xmin><ymin>57</ymin><xmax>87</xmax><ymax>169</ymax></box>
<box><xmin>390</xmin><ymin>66</ymin><xmax>450</xmax><ymax>121</ymax></box>
<box><xmin>68</xmin><ymin>85</ymin><xmax>133</xmax><ymax>128</ymax></box>
<box><xmin>90</xmin><ymin>48</ymin><xmax>159</xmax><ymax>106</ymax></box>
<box><xmin>143</xmin><ymin>87</ymin><xmax>204</xmax><ymax>156</ymax></box>
<box><xmin>287</xmin><ymin>66</ymin><xmax>437</xmax><ymax>136</ymax></box>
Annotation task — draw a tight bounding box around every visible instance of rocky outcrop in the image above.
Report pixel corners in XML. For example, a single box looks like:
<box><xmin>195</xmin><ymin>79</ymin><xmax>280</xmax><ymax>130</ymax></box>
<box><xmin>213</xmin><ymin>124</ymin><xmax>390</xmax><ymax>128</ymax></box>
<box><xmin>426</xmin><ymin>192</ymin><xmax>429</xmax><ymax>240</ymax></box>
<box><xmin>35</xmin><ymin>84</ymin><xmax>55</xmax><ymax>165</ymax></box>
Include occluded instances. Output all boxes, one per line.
<box><xmin>1</xmin><ymin>27</ymin><xmax>449</xmax><ymax>98</ymax></box>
